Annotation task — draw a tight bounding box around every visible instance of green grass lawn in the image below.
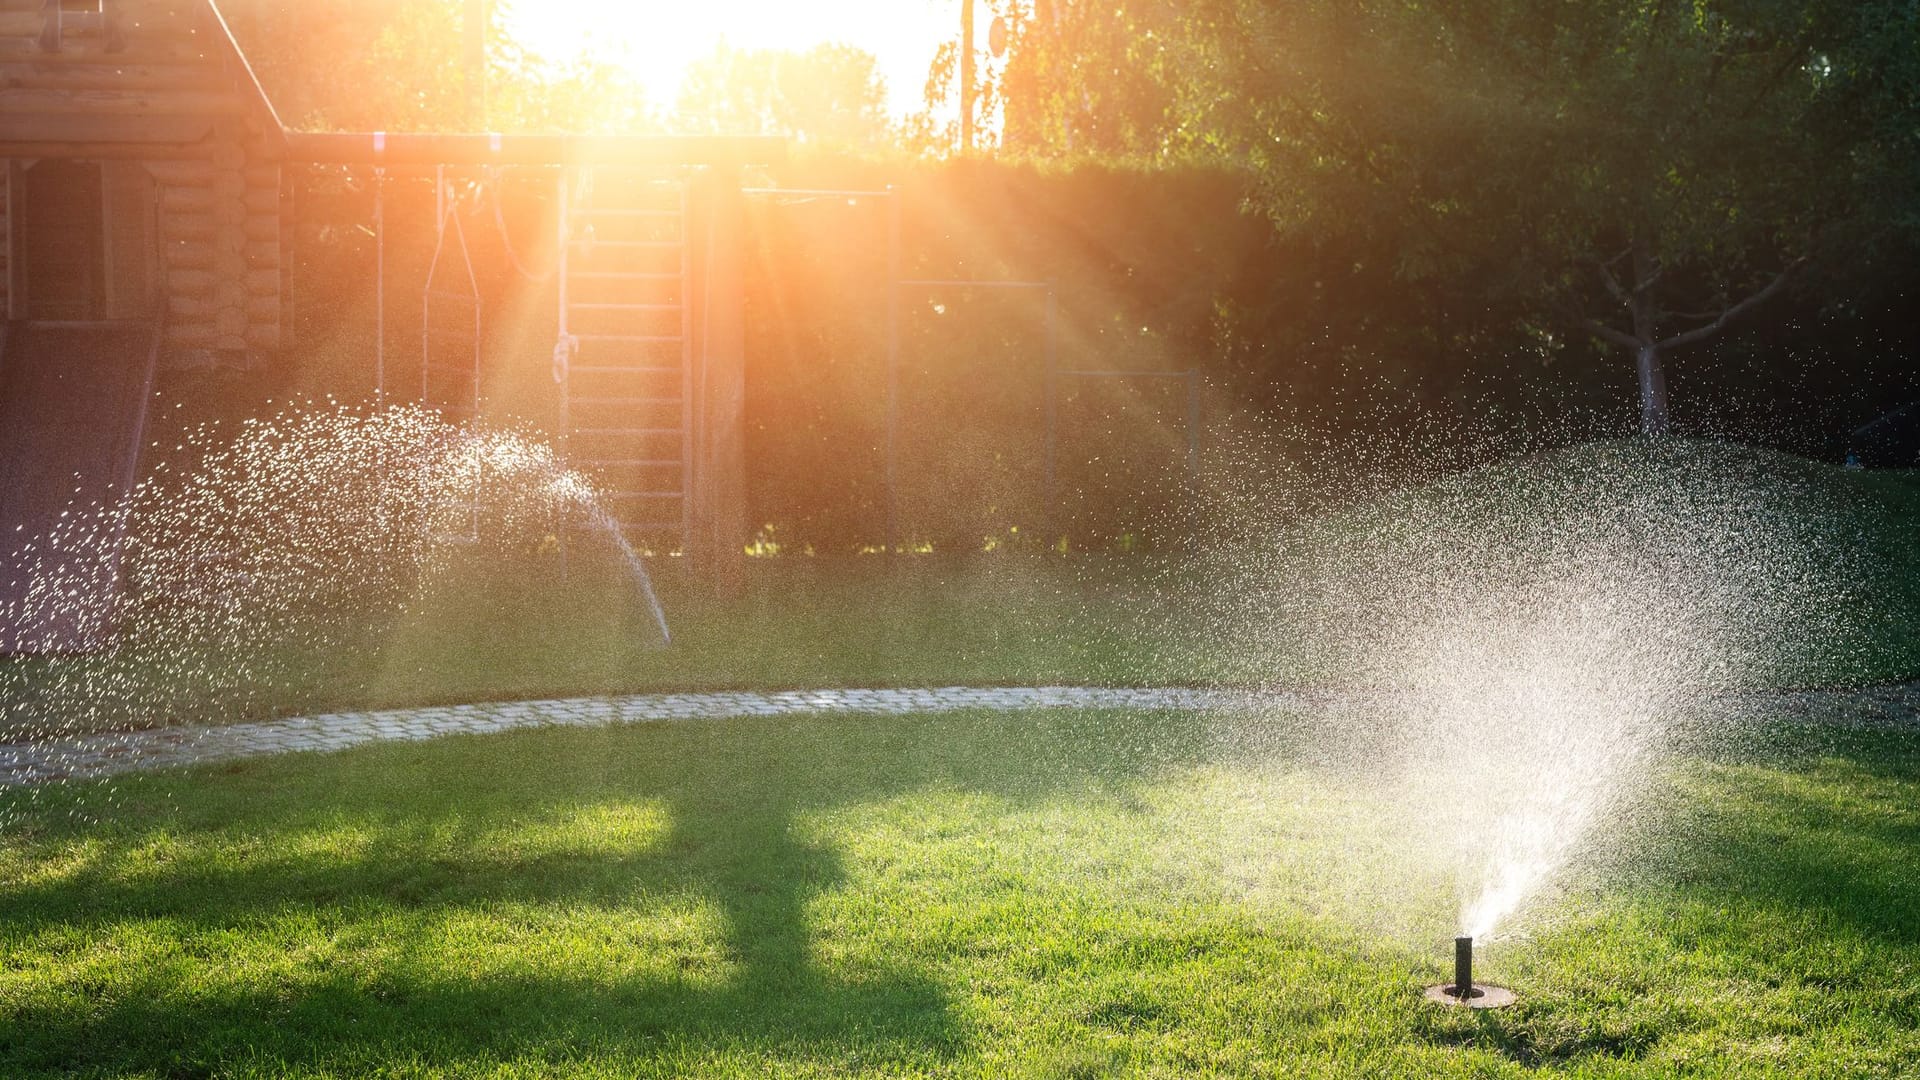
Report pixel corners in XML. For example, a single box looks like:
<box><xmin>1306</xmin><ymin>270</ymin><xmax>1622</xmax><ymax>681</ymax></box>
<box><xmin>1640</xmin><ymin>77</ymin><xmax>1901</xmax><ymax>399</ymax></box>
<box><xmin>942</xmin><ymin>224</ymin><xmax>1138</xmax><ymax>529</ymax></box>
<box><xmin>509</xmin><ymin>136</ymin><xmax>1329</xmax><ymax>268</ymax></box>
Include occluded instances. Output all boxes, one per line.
<box><xmin>1</xmin><ymin>555</ymin><xmax>1205</xmax><ymax>736</ymax></box>
<box><xmin>4</xmin><ymin>705</ymin><xmax>1917</xmax><ymax>1077</ymax></box>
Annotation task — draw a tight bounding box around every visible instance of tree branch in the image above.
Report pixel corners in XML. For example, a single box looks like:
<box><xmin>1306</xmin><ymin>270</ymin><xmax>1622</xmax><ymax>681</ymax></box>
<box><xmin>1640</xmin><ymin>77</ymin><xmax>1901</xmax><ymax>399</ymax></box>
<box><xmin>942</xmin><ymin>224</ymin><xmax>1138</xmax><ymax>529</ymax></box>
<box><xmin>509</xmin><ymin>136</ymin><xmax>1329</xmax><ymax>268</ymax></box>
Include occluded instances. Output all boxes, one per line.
<box><xmin>1633</xmin><ymin>259</ymin><xmax>1664</xmax><ymax>295</ymax></box>
<box><xmin>1582</xmin><ymin>317</ymin><xmax>1645</xmax><ymax>350</ymax></box>
<box><xmin>1588</xmin><ymin>254</ymin><xmax>1632</xmax><ymax>305</ymax></box>
<box><xmin>1654</xmin><ymin>255</ymin><xmax>1808</xmax><ymax>350</ymax></box>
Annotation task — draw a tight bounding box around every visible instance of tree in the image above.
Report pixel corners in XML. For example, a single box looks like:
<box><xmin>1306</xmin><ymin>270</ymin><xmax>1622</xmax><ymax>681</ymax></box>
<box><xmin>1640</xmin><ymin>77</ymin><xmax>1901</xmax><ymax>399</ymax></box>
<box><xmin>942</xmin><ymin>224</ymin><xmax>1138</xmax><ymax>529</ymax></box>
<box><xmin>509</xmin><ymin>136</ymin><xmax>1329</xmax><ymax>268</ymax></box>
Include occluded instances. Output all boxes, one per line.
<box><xmin>222</xmin><ymin>0</ymin><xmax>660</xmax><ymax>134</ymax></box>
<box><xmin>1186</xmin><ymin>0</ymin><xmax>1920</xmax><ymax>433</ymax></box>
<box><xmin>673</xmin><ymin>42</ymin><xmax>892</xmax><ymax>149</ymax></box>
<box><xmin>219</xmin><ymin>0</ymin><xmax>478</xmax><ymax>130</ymax></box>
<box><xmin>913</xmin><ymin>1</ymin><xmax>1191</xmax><ymax>159</ymax></box>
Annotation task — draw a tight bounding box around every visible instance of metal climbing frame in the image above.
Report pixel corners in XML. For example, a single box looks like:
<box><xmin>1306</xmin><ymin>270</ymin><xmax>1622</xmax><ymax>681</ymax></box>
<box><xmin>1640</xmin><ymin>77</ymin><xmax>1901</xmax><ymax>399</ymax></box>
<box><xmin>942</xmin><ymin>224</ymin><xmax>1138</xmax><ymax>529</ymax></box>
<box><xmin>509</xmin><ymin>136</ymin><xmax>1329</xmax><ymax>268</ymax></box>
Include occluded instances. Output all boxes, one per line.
<box><xmin>555</xmin><ymin>167</ymin><xmax>696</xmax><ymax>554</ymax></box>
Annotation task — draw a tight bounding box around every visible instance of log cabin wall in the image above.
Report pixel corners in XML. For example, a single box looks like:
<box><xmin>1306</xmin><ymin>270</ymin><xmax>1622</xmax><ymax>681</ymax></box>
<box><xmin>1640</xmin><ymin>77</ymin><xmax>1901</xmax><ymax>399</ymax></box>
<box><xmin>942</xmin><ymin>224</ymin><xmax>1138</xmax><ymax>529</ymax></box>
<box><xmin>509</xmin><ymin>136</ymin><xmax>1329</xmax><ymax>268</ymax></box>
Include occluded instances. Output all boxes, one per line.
<box><xmin>0</xmin><ymin>0</ymin><xmax>284</xmax><ymax>364</ymax></box>
<box><xmin>147</xmin><ymin>150</ymin><xmax>279</xmax><ymax>354</ymax></box>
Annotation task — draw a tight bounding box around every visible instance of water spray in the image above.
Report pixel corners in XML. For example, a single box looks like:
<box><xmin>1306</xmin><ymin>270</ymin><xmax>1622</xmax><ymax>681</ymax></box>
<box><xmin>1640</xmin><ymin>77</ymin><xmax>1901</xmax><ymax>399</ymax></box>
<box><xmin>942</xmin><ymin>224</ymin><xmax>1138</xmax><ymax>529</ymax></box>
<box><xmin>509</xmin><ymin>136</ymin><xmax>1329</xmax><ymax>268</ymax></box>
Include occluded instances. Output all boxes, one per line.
<box><xmin>1423</xmin><ymin>936</ymin><xmax>1515</xmax><ymax>1008</ymax></box>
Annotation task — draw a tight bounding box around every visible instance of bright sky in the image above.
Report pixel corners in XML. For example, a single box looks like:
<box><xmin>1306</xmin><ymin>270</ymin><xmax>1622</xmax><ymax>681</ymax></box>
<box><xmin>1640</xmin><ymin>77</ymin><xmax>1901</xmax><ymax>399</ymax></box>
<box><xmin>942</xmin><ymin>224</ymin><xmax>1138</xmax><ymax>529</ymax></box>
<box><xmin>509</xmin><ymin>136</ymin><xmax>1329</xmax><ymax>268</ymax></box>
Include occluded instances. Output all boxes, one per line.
<box><xmin>504</xmin><ymin>0</ymin><xmax>958</xmax><ymax>117</ymax></box>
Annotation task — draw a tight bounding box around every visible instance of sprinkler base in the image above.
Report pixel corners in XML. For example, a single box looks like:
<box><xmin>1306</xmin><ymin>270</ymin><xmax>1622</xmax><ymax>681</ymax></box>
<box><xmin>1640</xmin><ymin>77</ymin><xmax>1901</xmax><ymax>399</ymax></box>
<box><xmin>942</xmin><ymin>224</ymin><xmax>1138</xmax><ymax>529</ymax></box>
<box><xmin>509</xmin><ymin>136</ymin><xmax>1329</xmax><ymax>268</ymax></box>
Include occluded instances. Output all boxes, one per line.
<box><xmin>1423</xmin><ymin>983</ymin><xmax>1517</xmax><ymax>1009</ymax></box>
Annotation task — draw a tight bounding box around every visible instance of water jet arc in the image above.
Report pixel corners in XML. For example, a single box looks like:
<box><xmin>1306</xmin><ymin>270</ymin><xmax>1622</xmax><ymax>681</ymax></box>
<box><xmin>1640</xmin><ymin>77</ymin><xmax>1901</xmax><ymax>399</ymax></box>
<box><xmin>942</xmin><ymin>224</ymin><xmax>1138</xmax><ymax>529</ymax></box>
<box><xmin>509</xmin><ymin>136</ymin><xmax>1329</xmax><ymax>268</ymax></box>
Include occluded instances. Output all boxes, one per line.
<box><xmin>1423</xmin><ymin>936</ymin><xmax>1516</xmax><ymax>1008</ymax></box>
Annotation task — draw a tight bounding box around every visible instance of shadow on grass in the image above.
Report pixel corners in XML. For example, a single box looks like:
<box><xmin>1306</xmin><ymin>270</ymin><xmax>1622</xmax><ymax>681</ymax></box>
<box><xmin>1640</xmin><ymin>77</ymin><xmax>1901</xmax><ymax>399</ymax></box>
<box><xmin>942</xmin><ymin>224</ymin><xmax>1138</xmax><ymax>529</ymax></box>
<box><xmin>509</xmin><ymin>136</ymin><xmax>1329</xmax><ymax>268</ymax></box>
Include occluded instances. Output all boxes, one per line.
<box><xmin>0</xmin><ymin>708</ymin><xmax>1213</xmax><ymax>1075</ymax></box>
<box><xmin>1655</xmin><ymin>724</ymin><xmax>1920</xmax><ymax>945</ymax></box>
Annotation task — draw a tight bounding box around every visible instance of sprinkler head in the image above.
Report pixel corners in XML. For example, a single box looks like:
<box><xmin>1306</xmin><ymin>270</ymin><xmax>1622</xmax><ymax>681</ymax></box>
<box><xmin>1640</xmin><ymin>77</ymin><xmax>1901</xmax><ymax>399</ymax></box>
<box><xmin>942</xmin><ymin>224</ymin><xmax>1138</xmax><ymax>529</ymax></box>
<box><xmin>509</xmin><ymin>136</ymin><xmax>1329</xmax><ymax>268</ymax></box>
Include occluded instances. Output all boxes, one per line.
<box><xmin>1423</xmin><ymin>935</ymin><xmax>1517</xmax><ymax>1008</ymax></box>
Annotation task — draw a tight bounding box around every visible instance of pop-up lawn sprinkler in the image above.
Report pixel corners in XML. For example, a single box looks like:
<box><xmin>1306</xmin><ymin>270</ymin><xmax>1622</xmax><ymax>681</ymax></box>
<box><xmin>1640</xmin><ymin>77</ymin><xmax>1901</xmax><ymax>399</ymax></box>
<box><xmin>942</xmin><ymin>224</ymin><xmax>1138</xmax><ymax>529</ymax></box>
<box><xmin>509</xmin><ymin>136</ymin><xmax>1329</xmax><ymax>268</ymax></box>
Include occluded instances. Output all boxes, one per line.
<box><xmin>1423</xmin><ymin>936</ymin><xmax>1516</xmax><ymax>1008</ymax></box>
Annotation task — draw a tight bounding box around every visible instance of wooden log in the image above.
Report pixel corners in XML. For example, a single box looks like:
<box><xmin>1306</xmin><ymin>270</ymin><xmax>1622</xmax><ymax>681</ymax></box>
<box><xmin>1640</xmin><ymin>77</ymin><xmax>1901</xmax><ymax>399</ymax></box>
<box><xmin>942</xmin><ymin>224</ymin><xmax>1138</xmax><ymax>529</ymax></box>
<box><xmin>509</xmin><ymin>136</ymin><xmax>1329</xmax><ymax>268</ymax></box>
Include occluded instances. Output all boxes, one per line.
<box><xmin>0</xmin><ymin>67</ymin><xmax>224</xmax><ymax>93</ymax></box>
<box><xmin>214</xmin><ymin>305</ymin><xmax>246</xmax><ymax>338</ymax></box>
<box><xmin>165</xmin><ymin>267</ymin><xmax>216</xmax><ymax>296</ymax></box>
<box><xmin>0</xmin><ymin>113</ymin><xmax>214</xmax><ymax>144</ymax></box>
<box><xmin>166</xmin><ymin>321</ymin><xmax>218</xmax><ymax>347</ymax></box>
<box><xmin>0</xmin><ymin>0</ymin><xmax>194</xmax><ymax>10</ymax></box>
<box><xmin>208</xmin><ymin>140</ymin><xmax>243</xmax><ymax>170</ymax></box>
<box><xmin>146</xmin><ymin>160</ymin><xmax>271</xmax><ymax>188</ymax></box>
<box><xmin>164</xmin><ymin>294</ymin><xmax>214</xmax><ymax>318</ymax></box>
<box><xmin>245</xmin><ymin>296</ymin><xmax>276</xmax><ymax>320</ymax></box>
<box><xmin>163</xmin><ymin>237</ymin><xmax>271</xmax><ymax>271</ymax></box>
<box><xmin>158</xmin><ymin>210</ymin><xmax>216</xmax><ymax>240</ymax></box>
<box><xmin>0</xmin><ymin>41</ymin><xmax>213</xmax><ymax>63</ymax></box>
<box><xmin>161</xmin><ymin>238</ymin><xmax>215</xmax><ymax>269</ymax></box>
<box><xmin>213</xmin><ymin>280</ymin><xmax>246</xmax><ymax>309</ymax></box>
<box><xmin>144</xmin><ymin>159</ymin><xmax>215</xmax><ymax>184</ymax></box>
<box><xmin>0</xmin><ymin>2</ymin><xmax>199</xmax><ymax>25</ymax></box>
<box><xmin>160</xmin><ymin>186</ymin><xmax>213</xmax><ymax>214</ymax></box>
<box><xmin>0</xmin><ymin>88</ymin><xmax>246</xmax><ymax>117</ymax></box>
<box><xmin>0</xmin><ymin>141</ymin><xmax>208</xmax><ymax>160</ymax></box>
<box><xmin>245</xmin><ymin>267</ymin><xmax>276</xmax><ymax>294</ymax></box>
<box><xmin>244</xmin><ymin>324</ymin><xmax>278</xmax><ymax>351</ymax></box>
<box><xmin>163</xmin><ymin>213</ymin><xmax>278</xmax><ymax>247</ymax></box>
<box><xmin>157</xmin><ymin>180</ymin><xmax>259</xmax><ymax>214</ymax></box>
<box><xmin>161</xmin><ymin>285</ymin><xmax>252</xmax><ymax>320</ymax></box>
<box><xmin>159</xmin><ymin>237</ymin><xmax>201</xmax><ymax>266</ymax></box>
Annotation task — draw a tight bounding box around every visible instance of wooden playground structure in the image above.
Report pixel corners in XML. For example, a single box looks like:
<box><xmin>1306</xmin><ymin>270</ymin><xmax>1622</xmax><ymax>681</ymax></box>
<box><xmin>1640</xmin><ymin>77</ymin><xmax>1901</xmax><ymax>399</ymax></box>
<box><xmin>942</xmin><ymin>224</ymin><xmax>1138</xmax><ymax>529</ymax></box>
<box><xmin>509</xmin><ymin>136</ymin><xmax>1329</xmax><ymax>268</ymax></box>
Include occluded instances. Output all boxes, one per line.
<box><xmin>0</xmin><ymin>0</ymin><xmax>782</xmax><ymax>589</ymax></box>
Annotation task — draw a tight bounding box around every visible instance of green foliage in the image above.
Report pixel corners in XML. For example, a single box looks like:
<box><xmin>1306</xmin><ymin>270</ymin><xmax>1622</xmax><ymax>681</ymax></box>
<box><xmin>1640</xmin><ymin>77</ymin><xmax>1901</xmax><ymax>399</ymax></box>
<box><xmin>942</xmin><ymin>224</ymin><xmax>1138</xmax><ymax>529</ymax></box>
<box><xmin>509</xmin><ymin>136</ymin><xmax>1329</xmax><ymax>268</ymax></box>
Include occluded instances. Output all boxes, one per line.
<box><xmin>220</xmin><ymin>0</ymin><xmax>479</xmax><ymax>130</ymax></box>
<box><xmin>971</xmin><ymin>2</ymin><xmax>1920</xmax><ymax>426</ymax></box>
<box><xmin>1189</xmin><ymin>1</ymin><xmax>1916</xmax><ymax>291</ymax></box>
<box><xmin>911</xmin><ymin>0</ymin><xmax>1196</xmax><ymax>159</ymax></box>
<box><xmin>263</xmin><ymin>153</ymin><xmax>1919</xmax><ymax>552</ymax></box>
<box><xmin>675</xmin><ymin>42</ymin><xmax>893</xmax><ymax>149</ymax></box>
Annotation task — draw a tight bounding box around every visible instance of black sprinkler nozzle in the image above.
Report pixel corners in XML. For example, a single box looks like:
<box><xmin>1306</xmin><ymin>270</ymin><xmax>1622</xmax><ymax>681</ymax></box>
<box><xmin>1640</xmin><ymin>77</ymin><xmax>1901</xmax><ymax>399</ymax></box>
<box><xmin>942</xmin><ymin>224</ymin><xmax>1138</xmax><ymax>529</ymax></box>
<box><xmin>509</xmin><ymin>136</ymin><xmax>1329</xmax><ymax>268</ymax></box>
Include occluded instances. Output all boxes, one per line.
<box><xmin>1454</xmin><ymin>936</ymin><xmax>1473</xmax><ymax>999</ymax></box>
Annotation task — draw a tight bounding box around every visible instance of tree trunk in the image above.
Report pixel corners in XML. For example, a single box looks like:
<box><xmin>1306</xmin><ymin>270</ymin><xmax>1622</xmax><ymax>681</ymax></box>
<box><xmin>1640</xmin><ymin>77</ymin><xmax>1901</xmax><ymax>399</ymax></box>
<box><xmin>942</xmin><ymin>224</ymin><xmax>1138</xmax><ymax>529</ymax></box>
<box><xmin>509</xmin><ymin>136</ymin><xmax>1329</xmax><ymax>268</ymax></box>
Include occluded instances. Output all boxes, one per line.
<box><xmin>1636</xmin><ymin>342</ymin><xmax>1670</xmax><ymax>435</ymax></box>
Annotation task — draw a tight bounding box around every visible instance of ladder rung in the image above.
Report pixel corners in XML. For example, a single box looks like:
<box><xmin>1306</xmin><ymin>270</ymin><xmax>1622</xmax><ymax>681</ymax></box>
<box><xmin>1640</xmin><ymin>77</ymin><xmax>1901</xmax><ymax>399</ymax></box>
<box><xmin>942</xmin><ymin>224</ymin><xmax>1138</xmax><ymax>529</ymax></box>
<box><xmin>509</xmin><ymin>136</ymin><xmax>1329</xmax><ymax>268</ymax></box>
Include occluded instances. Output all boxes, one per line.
<box><xmin>578</xmin><ymin>209</ymin><xmax>680</xmax><ymax>219</ymax></box>
<box><xmin>567</xmin><ymin>303</ymin><xmax>682</xmax><ymax>313</ymax></box>
<box><xmin>570</xmin><ymin>396</ymin><xmax>682</xmax><ymax>406</ymax></box>
<box><xmin>571</xmin><ymin>334</ymin><xmax>684</xmax><ymax>343</ymax></box>
<box><xmin>570</xmin><ymin>240</ymin><xmax>682</xmax><ymax>250</ymax></box>
<box><xmin>571</xmin><ymin>364</ymin><xmax>682</xmax><ymax>374</ymax></box>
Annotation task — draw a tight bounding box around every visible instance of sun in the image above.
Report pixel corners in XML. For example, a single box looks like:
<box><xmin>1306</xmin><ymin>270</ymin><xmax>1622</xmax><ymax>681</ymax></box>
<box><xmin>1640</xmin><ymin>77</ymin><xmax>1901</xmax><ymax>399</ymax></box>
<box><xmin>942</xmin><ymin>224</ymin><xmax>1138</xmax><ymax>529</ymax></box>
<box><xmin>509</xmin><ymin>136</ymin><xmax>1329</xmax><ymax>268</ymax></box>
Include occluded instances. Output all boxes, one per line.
<box><xmin>502</xmin><ymin>0</ymin><xmax>953</xmax><ymax>117</ymax></box>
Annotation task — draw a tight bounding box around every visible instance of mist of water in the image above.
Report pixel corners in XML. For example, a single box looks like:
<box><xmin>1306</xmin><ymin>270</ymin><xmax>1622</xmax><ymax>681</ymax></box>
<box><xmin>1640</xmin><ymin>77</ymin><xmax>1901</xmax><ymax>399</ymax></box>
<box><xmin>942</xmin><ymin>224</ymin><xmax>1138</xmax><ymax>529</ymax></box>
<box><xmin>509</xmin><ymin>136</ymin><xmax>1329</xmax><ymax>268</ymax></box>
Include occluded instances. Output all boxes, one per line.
<box><xmin>1171</xmin><ymin>436</ymin><xmax>1868</xmax><ymax>940</ymax></box>
<box><xmin>2</xmin><ymin>402</ymin><xmax>666</xmax><ymax>737</ymax></box>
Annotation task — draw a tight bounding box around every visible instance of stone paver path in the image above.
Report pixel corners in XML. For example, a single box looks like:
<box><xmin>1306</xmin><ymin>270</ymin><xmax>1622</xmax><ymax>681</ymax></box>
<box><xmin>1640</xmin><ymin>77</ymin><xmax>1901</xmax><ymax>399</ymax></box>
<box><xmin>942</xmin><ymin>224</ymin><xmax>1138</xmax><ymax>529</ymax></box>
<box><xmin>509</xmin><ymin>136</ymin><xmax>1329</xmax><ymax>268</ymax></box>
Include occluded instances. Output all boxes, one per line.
<box><xmin>4</xmin><ymin>682</ymin><xmax>1914</xmax><ymax>788</ymax></box>
<box><xmin>0</xmin><ymin>687</ymin><xmax>1257</xmax><ymax>787</ymax></box>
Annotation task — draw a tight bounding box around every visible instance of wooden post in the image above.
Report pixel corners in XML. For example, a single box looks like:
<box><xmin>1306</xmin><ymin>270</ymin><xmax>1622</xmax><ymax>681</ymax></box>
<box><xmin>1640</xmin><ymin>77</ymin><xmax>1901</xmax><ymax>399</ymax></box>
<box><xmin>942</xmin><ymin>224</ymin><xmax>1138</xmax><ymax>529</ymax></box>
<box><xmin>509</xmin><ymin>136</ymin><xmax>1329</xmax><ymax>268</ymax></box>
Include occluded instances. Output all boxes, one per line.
<box><xmin>885</xmin><ymin>185</ymin><xmax>901</xmax><ymax>558</ymax></box>
<box><xmin>696</xmin><ymin>168</ymin><xmax>749</xmax><ymax>596</ymax></box>
<box><xmin>960</xmin><ymin>0</ymin><xmax>975</xmax><ymax>153</ymax></box>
